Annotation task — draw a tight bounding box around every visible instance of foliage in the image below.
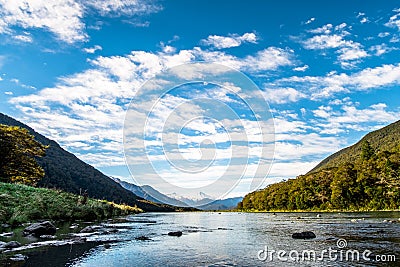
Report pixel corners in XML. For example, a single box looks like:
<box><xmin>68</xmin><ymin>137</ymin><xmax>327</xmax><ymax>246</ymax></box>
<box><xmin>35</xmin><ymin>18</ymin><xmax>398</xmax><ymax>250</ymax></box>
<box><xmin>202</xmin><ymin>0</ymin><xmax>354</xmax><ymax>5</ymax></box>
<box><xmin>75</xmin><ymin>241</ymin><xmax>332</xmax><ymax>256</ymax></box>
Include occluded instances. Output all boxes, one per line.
<box><xmin>239</xmin><ymin>138</ymin><xmax>400</xmax><ymax>211</ymax></box>
<box><xmin>0</xmin><ymin>124</ymin><xmax>47</xmax><ymax>186</ymax></box>
<box><xmin>0</xmin><ymin>182</ymin><xmax>142</xmax><ymax>225</ymax></box>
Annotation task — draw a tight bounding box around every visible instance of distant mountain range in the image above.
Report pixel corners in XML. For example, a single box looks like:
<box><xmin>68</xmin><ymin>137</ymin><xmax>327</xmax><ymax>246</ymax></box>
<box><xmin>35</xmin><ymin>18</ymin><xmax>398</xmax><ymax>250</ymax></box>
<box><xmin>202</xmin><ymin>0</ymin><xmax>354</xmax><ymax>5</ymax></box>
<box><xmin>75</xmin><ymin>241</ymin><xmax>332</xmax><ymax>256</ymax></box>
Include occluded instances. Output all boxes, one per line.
<box><xmin>0</xmin><ymin>113</ymin><xmax>184</xmax><ymax>212</ymax></box>
<box><xmin>110</xmin><ymin>177</ymin><xmax>188</xmax><ymax>207</ymax></box>
<box><xmin>112</xmin><ymin>177</ymin><xmax>243</xmax><ymax>210</ymax></box>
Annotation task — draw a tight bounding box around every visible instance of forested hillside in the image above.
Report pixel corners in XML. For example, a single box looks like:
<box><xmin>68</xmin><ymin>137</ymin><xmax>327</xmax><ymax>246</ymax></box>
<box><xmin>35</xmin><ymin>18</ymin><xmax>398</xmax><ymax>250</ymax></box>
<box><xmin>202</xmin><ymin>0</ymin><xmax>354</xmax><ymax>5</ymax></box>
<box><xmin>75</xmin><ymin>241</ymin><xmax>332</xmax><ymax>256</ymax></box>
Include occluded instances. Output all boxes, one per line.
<box><xmin>239</xmin><ymin>120</ymin><xmax>400</xmax><ymax>211</ymax></box>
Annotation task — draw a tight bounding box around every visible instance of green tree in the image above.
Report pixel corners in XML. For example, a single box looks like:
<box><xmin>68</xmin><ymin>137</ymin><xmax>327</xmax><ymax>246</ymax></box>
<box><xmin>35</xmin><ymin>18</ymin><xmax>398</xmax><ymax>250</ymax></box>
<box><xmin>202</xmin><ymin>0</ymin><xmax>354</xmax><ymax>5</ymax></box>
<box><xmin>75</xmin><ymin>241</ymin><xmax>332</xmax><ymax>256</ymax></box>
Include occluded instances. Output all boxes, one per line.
<box><xmin>361</xmin><ymin>140</ymin><xmax>374</xmax><ymax>160</ymax></box>
<box><xmin>0</xmin><ymin>124</ymin><xmax>47</xmax><ymax>186</ymax></box>
<box><xmin>331</xmin><ymin>163</ymin><xmax>357</xmax><ymax>209</ymax></box>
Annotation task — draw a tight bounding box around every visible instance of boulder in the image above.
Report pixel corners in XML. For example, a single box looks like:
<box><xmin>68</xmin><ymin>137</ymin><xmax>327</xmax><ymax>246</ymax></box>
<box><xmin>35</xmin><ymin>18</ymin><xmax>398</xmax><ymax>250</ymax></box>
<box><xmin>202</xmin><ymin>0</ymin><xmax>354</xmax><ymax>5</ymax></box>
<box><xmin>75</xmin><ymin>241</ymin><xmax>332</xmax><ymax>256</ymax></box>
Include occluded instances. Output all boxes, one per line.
<box><xmin>292</xmin><ymin>231</ymin><xmax>316</xmax><ymax>239</ymax></box>
<box><xmin>9</xmin><ymin>254</ymin><xmax>28</xmax><ymax>261</ymax></box>
<box><xmin>3</xmin><ymin>241</ymin><xmax>21</xmax><ymax>249</ymax></box>
<box><xmin>0</xmin><ymin>232</ymin><xmax>14</xmax><ymax>237</ymax></box>
<box><xmin>80</xmin><ymin>226</ymin><xmax>98</xmax><ymax>233</ymax></box>
<box><xmin>168</xmin><ymin>231</ymin><xmax>183</xmax><ymax>237</ymax></box>
<box><xmin>23</xmin><ymin>221</ymin><xmax>56</xmax><ymax>237</ymax></box>
<box><xmin>72</xmin><ymin>237</ymin><xmax>87</xmax><ymax>244</ymax></box>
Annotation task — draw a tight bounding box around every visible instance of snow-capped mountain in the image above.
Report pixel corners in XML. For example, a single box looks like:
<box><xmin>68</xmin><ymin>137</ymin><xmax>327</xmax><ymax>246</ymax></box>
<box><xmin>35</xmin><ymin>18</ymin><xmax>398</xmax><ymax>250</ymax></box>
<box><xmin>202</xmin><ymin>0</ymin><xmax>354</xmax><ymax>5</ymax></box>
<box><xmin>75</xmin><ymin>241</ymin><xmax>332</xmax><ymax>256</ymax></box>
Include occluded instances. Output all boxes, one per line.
<box><xmin>111</xmin><ymin>177</ymin><xmax>243</xmax><ymax>210</ymax></box>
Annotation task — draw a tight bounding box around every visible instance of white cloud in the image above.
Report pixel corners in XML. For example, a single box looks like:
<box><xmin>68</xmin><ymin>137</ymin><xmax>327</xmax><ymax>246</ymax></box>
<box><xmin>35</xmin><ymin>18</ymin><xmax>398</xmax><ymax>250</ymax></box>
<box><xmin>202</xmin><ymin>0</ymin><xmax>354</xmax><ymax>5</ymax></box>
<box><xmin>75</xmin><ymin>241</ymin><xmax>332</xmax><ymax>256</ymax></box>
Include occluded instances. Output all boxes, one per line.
<box><xmin>369</xmin><ymin>43</ymin><xmax>397</xmax><ymax>56</ymax></box>
<box><xmin>378</xmin><ymin>32</ymin><xmax>390</xmax><ymax>38</ymax></box>
<box><xmin>84</xmin><ymin>0</ymin><xmax>162</xmax><ymax>17</ymax></box>
<box><xmin>9</xmin><ymin>78</ymin><xmax>36</xmax><ymax>89</ymax></box>
<box><xmin>278</xmin><ymin>63</ymin><xmax>400</xmax><ymax>99</ymax></box>
<box><xmin>305</xmin><ymin>17</ymin><xmax>315</xmax><ymax>25</ymax></box>
<box><xmin>293</xmin><ymin>65</ymin><xmax>309</xmax><ymax>72</ymax></box>
<box><xmin>201</xmin><ymin>32</ymin><xmax>258</xmax><ymax>49</ymax></box>
<box><xmin>13</xmin><ymin>32</ymin><xmax>33</xmax><ymax>43</ymax></box>
<box><xmin>385</xmin><ymin>8</ymin><xmax>400</xmax><ymax>31</ymax></box>
<box><xmin>312</xmin><ymin>101</ymin><xmax>400</xmax><ymax>134</ymax></box>
<box><xmin>0</xmin><ymin>0</ymin><xmax>87</xmax><ymax>43</ymax></box>
<box><xmin>0</xmin><ymin>0</ymin><xmax>162</xmax><ymax>44</ymax></box>
<box><xmin>264</xmin><ymin>88</ymin><xmax>306</xmax><ymax>104</ymax></box>
<box><xmin>10</xmin><ymin>44</ymin><xmax>291</xmax><ymax>168</ymax></box>
<box><xmin>308</xmin><ymin>23</ymin><xmax>333</xmax><ymax>34</ymax></box>
<box><xmin>302</xmin><ymin>23</ymin><xmax>368</xmax><ymax>68</ymax></box>
<box><xmin>337</xmin><ymin>44</ymin><xmax>368</xmax><ymax>61</ymax></box>
<box><xmin>82</xmin><ymin>45</ymin><xmax>102</xmax><ymax>54</ymax></box>
<box><xmin>268</xmin><ymin>161</ymin><xmax>320</xmax><ymax>178</ymax></box>
<box><xmin>303</xmin><ymin>34</ymin><xmax>346</xmax><ymax>49</ymax></box>
<box><xmin>357</xmin><ymin>12</ymin><xmax>368</xmax><ymax>24</ymax></box>
<box><xmin>243</xmin><ymin>47</ymin><xmax>293</xmax><ymax>72</ymax></box>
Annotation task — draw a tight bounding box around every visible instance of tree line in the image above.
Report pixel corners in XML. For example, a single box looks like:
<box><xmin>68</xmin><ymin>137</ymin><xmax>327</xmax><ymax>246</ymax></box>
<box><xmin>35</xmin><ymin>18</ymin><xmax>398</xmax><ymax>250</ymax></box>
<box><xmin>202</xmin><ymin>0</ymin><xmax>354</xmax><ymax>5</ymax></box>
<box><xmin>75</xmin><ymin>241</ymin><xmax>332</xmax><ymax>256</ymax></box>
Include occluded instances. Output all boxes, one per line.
<box><xmin>238</xmin><ymin>141</ymin><xmax>400</xmax><ymax>211</ymax></box>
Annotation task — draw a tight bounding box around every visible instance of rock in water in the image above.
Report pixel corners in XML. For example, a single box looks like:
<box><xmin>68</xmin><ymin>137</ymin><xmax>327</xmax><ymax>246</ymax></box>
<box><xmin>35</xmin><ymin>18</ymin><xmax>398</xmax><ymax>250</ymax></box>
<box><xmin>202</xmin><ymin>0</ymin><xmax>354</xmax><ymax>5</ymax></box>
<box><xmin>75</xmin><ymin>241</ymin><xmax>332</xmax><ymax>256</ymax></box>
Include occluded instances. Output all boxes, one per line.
<box><xmin>9</xmin><ymin>254</ymin><xmax>27</xmax><ymax>261</ymax></box>
<box><xmin>0</xmin><ymin>232</ymin><xmax>14</xmax><ymax>237</ymax></box>
<box><xmin>3</xmin><ymin>241</ymin><xmax>21</xmax><ymax>248</ymax></box>
<box><xmin>168</xmin><ymin>231</ymin><xmax>183</xmax><ymax>237</ymax></box>
<box><xmin>23</xmin><ymin>221</ymin><xmax>56</xmax><ymax>237</ymax></box>
<box><xmin>39</xmin><ymin>235</ymin><xmax>56</xmax><ymax>239</ymax></box>
<box><xmin>292</xmin><ymin>231</ymin><xmax>316</xmax><ymax>239</ymax></box>
<box><xmin>136</xmin><ymin>236</ymin><xmax>151</xmax><ymax>241</ymax></box>
<box><xmin>80</xmin><ymin>226</ymin><xmax>99</xmax><ymax>233</ymax></box>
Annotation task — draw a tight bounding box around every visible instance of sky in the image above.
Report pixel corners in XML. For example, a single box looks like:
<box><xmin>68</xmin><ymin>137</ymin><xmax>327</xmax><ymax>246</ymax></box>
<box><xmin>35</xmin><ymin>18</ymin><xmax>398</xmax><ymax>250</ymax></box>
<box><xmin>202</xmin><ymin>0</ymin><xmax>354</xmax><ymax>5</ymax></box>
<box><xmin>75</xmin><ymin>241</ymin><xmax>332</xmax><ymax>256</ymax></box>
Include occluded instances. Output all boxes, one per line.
<box><xmin>0</xmin><ymin>0</ymin><xmax>400</xmax><ymax>200</ymax></box>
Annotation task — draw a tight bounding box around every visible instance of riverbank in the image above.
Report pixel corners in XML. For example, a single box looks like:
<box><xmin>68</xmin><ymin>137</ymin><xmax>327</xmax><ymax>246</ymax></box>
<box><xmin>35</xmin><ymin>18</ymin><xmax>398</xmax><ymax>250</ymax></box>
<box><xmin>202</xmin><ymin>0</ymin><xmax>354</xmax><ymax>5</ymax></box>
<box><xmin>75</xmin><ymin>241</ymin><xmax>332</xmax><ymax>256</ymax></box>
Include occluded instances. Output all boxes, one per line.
<box><xmin>0</xmin><ymin>182</ymin><xmax>142</xmax><ymax>226</ymax></box>
<box><xmin>0</xmin><ymin>215</ymin><xmax>142</xmax><ymax>266</ymax></box>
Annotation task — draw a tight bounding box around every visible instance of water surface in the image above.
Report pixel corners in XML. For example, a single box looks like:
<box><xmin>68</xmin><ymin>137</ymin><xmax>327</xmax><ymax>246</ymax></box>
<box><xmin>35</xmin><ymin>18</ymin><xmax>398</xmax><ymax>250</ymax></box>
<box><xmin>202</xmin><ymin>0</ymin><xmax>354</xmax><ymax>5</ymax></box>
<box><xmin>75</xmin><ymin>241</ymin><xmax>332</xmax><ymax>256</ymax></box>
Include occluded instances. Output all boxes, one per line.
<box><xmin>15</xmin><ymin>212</ymin><xmax>400</xmax><ymax>266</ymax></box>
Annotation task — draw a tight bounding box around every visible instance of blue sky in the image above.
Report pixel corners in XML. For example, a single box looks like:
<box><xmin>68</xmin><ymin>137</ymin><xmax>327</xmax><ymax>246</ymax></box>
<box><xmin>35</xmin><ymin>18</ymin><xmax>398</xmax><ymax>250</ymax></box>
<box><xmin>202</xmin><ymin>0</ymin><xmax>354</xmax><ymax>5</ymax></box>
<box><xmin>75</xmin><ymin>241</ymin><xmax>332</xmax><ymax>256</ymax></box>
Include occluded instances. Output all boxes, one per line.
<box><xmin>1</xmin><ymin>0</ymin><xmax>400</xmax><ymax>199</ymax></box>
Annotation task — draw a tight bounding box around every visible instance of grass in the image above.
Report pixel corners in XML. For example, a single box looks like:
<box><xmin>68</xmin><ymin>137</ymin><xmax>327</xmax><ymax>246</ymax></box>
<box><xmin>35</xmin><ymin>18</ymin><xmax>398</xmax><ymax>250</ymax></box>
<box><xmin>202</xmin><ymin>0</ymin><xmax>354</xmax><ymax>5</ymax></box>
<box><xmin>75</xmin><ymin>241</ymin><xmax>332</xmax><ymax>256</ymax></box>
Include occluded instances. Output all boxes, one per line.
<box><xmin>0</xmin><ymin>182</ymin><xmax>142</xmax><ymax>225</ymax></box>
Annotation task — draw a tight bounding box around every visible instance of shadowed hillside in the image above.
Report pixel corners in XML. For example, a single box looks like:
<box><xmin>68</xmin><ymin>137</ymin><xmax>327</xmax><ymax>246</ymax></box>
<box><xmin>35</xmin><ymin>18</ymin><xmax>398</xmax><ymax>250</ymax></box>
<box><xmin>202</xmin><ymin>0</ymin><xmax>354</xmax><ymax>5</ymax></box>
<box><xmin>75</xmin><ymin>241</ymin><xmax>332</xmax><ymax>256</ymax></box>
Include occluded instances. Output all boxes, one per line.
<box><xmin>0</xmin><ymin>113</ymin><xmax>181</xmax><ymax>212</ymax></box>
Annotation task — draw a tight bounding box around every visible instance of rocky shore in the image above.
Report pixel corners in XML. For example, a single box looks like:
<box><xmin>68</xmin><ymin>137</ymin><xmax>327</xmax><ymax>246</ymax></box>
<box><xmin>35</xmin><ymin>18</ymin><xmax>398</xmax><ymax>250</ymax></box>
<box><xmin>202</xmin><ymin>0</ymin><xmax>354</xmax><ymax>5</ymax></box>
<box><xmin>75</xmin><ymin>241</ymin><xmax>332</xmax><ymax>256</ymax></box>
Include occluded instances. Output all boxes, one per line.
<box><xmin>0</xmin><ymin>217</ymin><xmax>134</xmax><ymax>265</ymax></box>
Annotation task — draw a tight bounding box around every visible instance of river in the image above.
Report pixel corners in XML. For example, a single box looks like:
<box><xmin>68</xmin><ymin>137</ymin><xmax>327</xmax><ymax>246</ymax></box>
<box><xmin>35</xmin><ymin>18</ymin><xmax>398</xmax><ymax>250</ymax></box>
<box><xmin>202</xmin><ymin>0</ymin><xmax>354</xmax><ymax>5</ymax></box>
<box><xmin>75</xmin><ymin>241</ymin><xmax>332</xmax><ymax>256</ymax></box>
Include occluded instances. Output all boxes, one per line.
<box><xmin>4</xmin><ymin>212</ymin><xmax>400</xmax><ymax>266</ymax></box>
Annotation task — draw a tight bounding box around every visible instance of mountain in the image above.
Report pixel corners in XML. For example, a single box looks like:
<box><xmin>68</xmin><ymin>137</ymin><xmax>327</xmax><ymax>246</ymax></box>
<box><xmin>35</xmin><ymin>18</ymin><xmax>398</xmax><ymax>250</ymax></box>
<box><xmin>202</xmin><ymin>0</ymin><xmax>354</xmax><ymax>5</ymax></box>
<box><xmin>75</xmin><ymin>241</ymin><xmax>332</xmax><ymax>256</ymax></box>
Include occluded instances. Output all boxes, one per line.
<box><xmin>112</xmin><ymin>177</ymin><xmax>242</xmax><ymax>210</ymax></box>
<box><xmin>167</xmin><ymin>192</ymin><xmax>243</xmax><ymax>210</ymax></box>
<box><xmin>168</xmin><ymin>192</ymin><xmax>214</xmax><ymax>207</ymax></box>
<box><xmin>0</xmin><ymin>113</ymin><xmax>180</xmax><ymax>212</ymax></box>
<box><xmin>198</xmin><ymin>197</ymin><xmax>243</xmax><ymax>210</ymax></box>
<box><xmin>310</xmin><ymin>120</ymin><xmax>400</xmax><ymax>173</ymax></box>
<box><xmin>239</xmin><ymin>120</ymin><xmax>400</xmax><ymax>211</ymax></box>
<box><xmin>111</xmin><ymin>177</ymin><xmax>187</xmax><ymax>207</ymax></box>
